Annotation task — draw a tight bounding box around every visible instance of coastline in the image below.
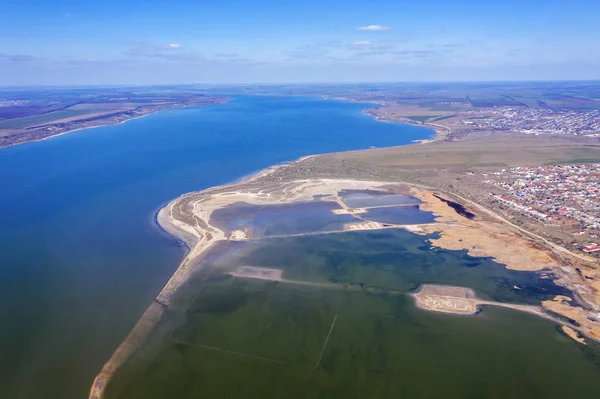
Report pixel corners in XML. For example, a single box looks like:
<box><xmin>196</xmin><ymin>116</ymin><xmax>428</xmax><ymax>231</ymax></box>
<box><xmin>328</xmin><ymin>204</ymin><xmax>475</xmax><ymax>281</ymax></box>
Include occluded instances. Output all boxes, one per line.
<box><xmin>86</xmin><ymin>101</ymin><xmax>600</xmax><ymax>398</ymax></box>
<box><xmin>88</xmin><ymin>156</ymin><xmax>312</xmax><ymax>399</ymax></box>
<box><xmin>410</xmin><ymin>284</ymin><xmax>584</xmax><ymax>332</ymax></box>
<box><xmin>18</xmin><ymin>112</ymin><xmax>156</xmax><ymax>149</ymax></box>
<box><xmin>90</xmin><ymin>151</ymin><xmax>600</xmax><ymax>399</ymax></box>
<box><xmin>306</xmin><ymin>94</ymin><xmax>444</xmax><ymax>142</ymax></box>
<box><xmin>362</xmin><ymin>108</ymin><xmax>451</xmax><ymax>142</ymax></box>
<box><xmin>1</xmin><ymin>95</ymin><xmax>437</xmax><ymax>151</ymax></box>
<box><xmin>0</xmin><ymin>100</ymin><xmax>227</xmax><ymax>150</ymax></box>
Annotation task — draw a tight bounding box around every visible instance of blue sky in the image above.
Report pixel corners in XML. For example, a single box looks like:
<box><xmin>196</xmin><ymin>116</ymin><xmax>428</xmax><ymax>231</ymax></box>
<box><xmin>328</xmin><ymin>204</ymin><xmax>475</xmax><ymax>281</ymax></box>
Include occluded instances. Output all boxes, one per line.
<box><xmin>1</xmin><ymin>0</ymin><xmax>599</xmax><ymax>85</ymax></box>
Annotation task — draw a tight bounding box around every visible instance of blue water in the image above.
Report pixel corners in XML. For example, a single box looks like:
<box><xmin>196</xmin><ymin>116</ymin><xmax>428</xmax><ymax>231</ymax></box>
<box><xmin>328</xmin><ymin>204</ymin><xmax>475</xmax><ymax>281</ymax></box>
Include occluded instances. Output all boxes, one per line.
<box><xmin>341</xmin><ymin>192</ymin><xmax>422</xmax><ymax>208</ymax></box>
<box><xmin>0</xmin><ymin>95</ymin><xmax>433</xmax><ymax>399</ymax></box>
<box><xmin>362</xmin><ymin>205</ymin><xmax>436</xmax><ymax>225</ymax></box>
<box><xmin>211</xmin><ymin>201</ymin><xmax>357</xmax><ymax>238</ymax></box>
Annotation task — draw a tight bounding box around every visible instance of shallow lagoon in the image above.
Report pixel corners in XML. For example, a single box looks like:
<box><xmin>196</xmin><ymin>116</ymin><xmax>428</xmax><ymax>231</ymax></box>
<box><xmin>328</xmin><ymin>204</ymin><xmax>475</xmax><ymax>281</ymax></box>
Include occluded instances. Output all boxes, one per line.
<box><xmin>210</xmin><ymin>191</ymin><xmax>437</xmax><ymax>239</ymax></box>
<box><xmin>210</xmin><ymin>201</ymin><xmax>357</xmax><ymax>238</ymax></box>
<box><xmin>0</xmin><ymin>96</ymin><xmax>435</xmax><ymax>399</ymax></box>
<box><xmin>106</xmin><ymin>229</ymin><xmax>600</xmax><ymax>399</ymax></box>
<box><xmin>362</xmin><ymin>205</ymin><xmax>436</xmax><ymax>225</ymax></box>
<box><xmin>340</xmin><ymin>191</ymin><xmax>421</xmax><ymax>208</ymax></box>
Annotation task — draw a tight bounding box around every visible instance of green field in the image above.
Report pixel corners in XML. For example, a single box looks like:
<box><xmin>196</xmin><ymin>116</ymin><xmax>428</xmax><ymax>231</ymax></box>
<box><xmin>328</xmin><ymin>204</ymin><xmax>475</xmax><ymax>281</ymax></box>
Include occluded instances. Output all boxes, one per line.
<box><xmin>430</xmin><ymin>114</ymin><xmax>457</xmax><ymax>122</ymax></box>
<box><xmin>0</xmin><ymin>109</ymin><xmax>94</xmax><ymax>129</ymax></box>
<box><xmin>427</xmin><ymin>104</ymin><xmax>466</xmax><ymax>111</ymax></box>
<box><xmin>327</xmin><ymin>135</ymin><xmax>600</xmax><ymax>170</ymax></box>
<box><xmin>405</xmin><ymin>115</ymin><xmax>439</xmax><ymax>122</ymax></box>
<box><xmin>106</xmin><ymin>230</ymin><xmax>600</xmax><ymax>399</ymax></box>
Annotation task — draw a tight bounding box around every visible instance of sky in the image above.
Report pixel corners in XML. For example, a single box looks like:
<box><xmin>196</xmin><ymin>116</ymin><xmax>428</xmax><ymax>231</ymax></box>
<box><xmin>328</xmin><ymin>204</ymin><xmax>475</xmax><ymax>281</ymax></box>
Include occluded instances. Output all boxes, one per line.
<box><xmin>1</xmin><ymin>0</ymin><xmax>599</xmax><ymax>85</ymax></box>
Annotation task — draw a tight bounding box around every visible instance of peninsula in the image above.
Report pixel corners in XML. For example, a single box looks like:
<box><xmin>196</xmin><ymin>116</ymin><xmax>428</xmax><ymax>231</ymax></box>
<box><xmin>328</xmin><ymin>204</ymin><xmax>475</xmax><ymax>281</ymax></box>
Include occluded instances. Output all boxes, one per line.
<box><xmin>90</xmin><ymin>136</ymin><xmax>600</xmax><ymax>398</ymax></box>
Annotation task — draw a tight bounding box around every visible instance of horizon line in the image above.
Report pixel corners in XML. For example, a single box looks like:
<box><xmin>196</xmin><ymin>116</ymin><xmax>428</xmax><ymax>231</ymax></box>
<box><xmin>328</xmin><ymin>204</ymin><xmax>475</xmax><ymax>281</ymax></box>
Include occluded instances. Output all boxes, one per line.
<box><xmin>2</xmin><ymin>79</ymin><xmax>600</xmax><ymax>90</ymax></box>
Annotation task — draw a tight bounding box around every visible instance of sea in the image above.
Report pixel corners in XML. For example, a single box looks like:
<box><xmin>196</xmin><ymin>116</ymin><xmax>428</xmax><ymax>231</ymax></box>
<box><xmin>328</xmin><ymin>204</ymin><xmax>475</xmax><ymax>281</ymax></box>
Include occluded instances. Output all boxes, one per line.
<box><xmin>0</xmin><ymin>95</ymin><xmax>435</xmax><ymax>399</ymax></box>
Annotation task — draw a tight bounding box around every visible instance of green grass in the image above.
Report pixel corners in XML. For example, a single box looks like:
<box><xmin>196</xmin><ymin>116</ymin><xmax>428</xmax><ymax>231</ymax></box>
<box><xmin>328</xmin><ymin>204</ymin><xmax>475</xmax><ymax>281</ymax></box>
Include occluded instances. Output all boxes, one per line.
<box><xmin>430</xmin><ymin>114</ymin><xmax>457</xmax><ymax>122</ymax></box>
<box><xmin>468</xmin><ymin>116</ymin><xmax>492</xmax><ymax>120</ymax></box>
<box><xmin>428</xmin><ymin>104</ymin><xmax>466</xmax><ymax>111</ymax></box>
<box><xmin>547</xmin><ymin>158</ymin><xmax>600</xmax><ymax>165</ymax></box>
<box><xmin>405</xmin><ymin>115</ymin><xmax>439</xmax><ymax>122</ymax></box>
<box><xmin>0</xmin><ymin>109</ymin><xmax>94</xmax><ymax>129</ymax></box>
<box><xmin>332</xmin><ymin>136</ymin><xmax>600</xmax><ymax>170</ymax></box>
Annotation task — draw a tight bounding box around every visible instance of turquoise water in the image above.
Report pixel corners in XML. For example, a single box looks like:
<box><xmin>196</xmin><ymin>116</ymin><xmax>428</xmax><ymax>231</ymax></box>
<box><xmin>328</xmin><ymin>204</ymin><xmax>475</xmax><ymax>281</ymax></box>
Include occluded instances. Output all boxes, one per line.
<box><xmin>0</xmin><ymin>96</ymin><xmax>433</xmax><ymax>399</ymax></box>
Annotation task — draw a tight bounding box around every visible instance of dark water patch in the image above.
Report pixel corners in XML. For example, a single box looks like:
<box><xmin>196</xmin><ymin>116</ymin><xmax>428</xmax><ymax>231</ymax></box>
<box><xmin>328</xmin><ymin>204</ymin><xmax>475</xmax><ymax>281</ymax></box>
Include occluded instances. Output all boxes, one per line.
<box><xmin>362</xmin><ymin>205</ymin><xmax>435</xmax><ymax>225</ymax></box>
<box><xmin>211</xmin><ymin>201</ymin><xmax>356</xmax><ymax>237</ymax></box>
<box><xmin>340</xmin><ymin>190</ymin><xmax>421</xmax><ymax>208</ymax></box>
<box><xmin>433</xmin><ymin>193</ymin><xmax>476</xmax><ymax>219</ymax></box>
<box><xmin>106</xmin><ymin>228</ymin><xmax>600</xmax><ymax>399</ymax></box>
<box><xmin>151</xmin><ymin>206</ymin><xmax>191</xmax><ymax>251</ymax></box>
<box><xmin>238</xmin><ymin>229</ymin><xmax>572</xmax><ymax>305</ymax></box>
<box><xmin>580</xmin><ymin>338</ymin><xmax>600</xmax><ymax>368</ymax></box>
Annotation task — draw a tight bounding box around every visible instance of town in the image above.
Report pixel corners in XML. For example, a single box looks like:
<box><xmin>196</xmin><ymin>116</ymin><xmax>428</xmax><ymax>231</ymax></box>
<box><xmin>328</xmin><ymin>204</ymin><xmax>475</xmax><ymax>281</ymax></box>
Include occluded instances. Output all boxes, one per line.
<box><xmin>460</xmin><ymin>107</ymin><xmax>600</xmax><ymax>137</ymax></box>
<box><xmin>482</xmin><ymin>164</ymin><xmax>600</xmax><ymax>253</ymax></box>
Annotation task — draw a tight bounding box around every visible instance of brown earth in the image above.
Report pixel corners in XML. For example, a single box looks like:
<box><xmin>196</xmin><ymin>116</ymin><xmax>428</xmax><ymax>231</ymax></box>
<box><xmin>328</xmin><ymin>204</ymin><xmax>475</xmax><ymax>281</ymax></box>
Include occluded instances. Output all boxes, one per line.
<box><xmin>411</xmin><ymin>188</ymin><xmax>557</xmax><ymax>271</ymax></box>
<box><xmin>561</xmin><ymin>326</ymin><xmax>586</xmax><ymax>345</ymax></box>
<box><xmin>543</xmin><ymin>296</ymin><xmax>600</xmax><ymax>342</ymax></box>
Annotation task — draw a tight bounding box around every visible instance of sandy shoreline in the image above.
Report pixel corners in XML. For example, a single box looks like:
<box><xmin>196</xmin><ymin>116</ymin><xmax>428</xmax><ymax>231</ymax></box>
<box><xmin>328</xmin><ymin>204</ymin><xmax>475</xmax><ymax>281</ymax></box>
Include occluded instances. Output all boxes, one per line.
<box><xmin>0</xmin><ymin>101</ymin><xmax>228</xmax><ymax>150</ymax></box>
<box><xmin>89</xmin><ymin>154</ymin><xmax>600</xmax><ymax>399</ymax></box>
<box><xmin>1</xmin><ymin>110</ymin><xmax>159</xmax><ymax>150</ymax></box>
<box><xmin>410</xmin><ymin>284</ymin><xmax>586</xmax><ymax>334</ymax></box>
<box><xmin>88</xmin><ymin>156</ymin><xmax>327</xmax><ymax>399</ymax></box>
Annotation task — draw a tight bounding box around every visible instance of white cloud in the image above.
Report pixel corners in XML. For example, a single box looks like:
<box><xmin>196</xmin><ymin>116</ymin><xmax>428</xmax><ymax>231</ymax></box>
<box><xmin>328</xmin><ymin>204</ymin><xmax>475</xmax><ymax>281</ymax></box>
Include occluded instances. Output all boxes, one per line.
<box><xmin>167</xmin><ymin>43</ymin><xmax>181</xmax><ymax>49</ymax></box>
<box><xmin>353</xmin><ymin>41</ymin><xmax>371</xmax><ymax>46</ymax></box>
<box><xmin>356</xmin><ymin>25</ymin><xmax>391</xmax><ymax>31</ymax></box>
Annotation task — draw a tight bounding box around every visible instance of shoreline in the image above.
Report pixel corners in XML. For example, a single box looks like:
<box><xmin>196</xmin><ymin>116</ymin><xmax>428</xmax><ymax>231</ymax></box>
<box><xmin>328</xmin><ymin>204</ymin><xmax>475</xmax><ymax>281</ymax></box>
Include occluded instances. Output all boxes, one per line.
<box><xmin>89</xmin><ymin>152</ymin><xmax>600</xmax><ymax>398</ymax></box>
<box><xmin>297</xmin><ymin>94</ymin><xmax>443</xmax><ymax>142</ymax></box>
<box><xmin>362</xmin><ymin>109</ymin><xmax>451</xmax><ymax>142</ymax></box>
<box><xmin>410</xmin><ymin>284</ymin><xmax>590</xmax><ymax>339</ymax></box>
<box><xmin>88</xmin><ymin>156</ymin><xmax>315</xmax><ymax>399</ymax></box>
<box><xmin>87</xmin><ymin>104</ymin><xmax>599</xmax><ymax>398</ymax></box>
<box><xmin>151</xmin><ymin>204</ymin><xmax>191</xmax><ymax>252</ymax></box>
<box><xmin>0</xmin><ymin>100</ymin><xmax>228</xmax><ymax>150</ymax></box>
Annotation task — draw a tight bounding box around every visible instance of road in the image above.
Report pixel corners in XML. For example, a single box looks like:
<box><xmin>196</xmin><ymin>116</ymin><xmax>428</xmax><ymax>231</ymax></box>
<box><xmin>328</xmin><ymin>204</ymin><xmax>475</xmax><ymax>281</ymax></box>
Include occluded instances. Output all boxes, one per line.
<box><xmin>409</xmin><ymin>182</ymin><xmax>596</xmax><ymax>264</ymax></box>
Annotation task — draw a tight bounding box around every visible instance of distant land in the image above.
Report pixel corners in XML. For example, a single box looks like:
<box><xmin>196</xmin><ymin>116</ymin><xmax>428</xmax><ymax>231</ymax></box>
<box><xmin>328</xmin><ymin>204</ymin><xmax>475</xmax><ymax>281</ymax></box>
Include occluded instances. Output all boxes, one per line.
<box><xmin>2</xmin><ymin>84</ymin><xmax>600</xmax><ymax>399</ymax></box>
<box><xmin>247</xmin><ymin>81</ymin><xmax>600</xmax><ymax>141</ymax></box>
<box><xmin>3</xmin><ymin>81</ymin><xmax>600</xmax><ymax>148</ymax></box>
<box><xmin>85</xmin><ymin>85</ymin><xmax>600</xmax><ymax>396</ymax></box>
<box><xmin>0</xmin><ymin>87</ymin><xmax>226</xmax><ymax>148</ymax></box>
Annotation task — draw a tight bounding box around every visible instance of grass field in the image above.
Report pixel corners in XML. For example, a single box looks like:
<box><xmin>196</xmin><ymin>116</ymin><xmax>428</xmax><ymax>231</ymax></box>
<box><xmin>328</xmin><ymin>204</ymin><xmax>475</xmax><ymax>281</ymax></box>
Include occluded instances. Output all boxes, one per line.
<box><xmin>327</xmin><ymin>135</ymin><xmax>600</xmax><ymax>170</ymax></box>
<box><xmin>430</xmin><ymin>114</ymin><xmax>457</xmax><ymax>122</ymax></box>
<box><xmin>405</xmin><ymin>115</ymin><xmax>440</xmax><ymax>122</ymax></box>
<box><xmin>105</xmin><ymin>230</ymin><xmax>600</xmax><ymax>399</ymax></box>
<box><xmin>427</xmin><ymin>104</ymin><xmax>466</xmax><ymax>111</ymax></box>
<box><xmin>0</xmin><ymin>109</ymin><xmax>94</xmax><ymax>129</ymax></box>
<box><xmin>468</xmin><ymin>116</ymin><xmax>492</xmax><ymax>119</ymax></box>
